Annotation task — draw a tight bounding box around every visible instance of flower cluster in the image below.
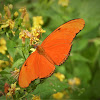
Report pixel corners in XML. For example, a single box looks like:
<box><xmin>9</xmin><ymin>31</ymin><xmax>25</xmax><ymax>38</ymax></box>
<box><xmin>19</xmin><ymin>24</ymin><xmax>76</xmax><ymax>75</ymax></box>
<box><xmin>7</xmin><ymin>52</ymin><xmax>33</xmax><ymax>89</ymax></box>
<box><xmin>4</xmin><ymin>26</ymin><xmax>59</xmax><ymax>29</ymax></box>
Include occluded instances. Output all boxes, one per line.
<box><xmin>53</xmin><ymin>91</ymin><xmax>69</xmax><ymax>100</ymax></box>
<box><xmin>53</xmin><ymin>92</ymin><xmax>64</xmax><ymax>99</ymax></box>
<box><xmin>0</xmin><ymin>19</ymin><xmax>15</xmax><ymax>30</ymax></box>
<box><xmin>6</xmin><ymin>82</ymin><xmax>20</xmax><ymax>97</ymax></box>
<box><xmin>68</xmin><ymin>77</ymin><xmax>81</xmax><ymax>86</ymax></box>
<box><xmin>32</xmin><ymin>95</ymin><xmax>40</xmax><ymax>100</ymax></box>
<box><xmin>53</xmin><ymin>73</ymin><xmax>81</xmax><ymax>99</ymax></box>
<box><xmin>0</xmin><ymin>38</ymin><xmax>8</xmax><ymax>71</ymax></box>
<box><xmin>0</xmin><ymin>5</ymin><xmax>46</xmax><ymax>46</ymax></box>
<box><xmin>54</xmin><ymin>72</ymin><xmax>65</xmax><ymax>82</ymax></box>
<box><xmin>19</xmin><ymin>7</ymin><xmax>27</xmax><ymax>19</ymax></box>
<box><xmin>0</xmin><ymin>38</ymin><xmax>7</xmax><ymax>54</ymax></box>
<box><xmin>0</xmin><ymin>38</ymin><xmax>13</xmax><ymax>71</ymax></box>
<box><xmin>0</xmin><ymin>4</ymin><xmax>15</xmax><ymax>31</ymax></box>
<box><xmin>19</xmin><ymin>16</ymin><xmax>46</xmax><ymax>45</ymax></box>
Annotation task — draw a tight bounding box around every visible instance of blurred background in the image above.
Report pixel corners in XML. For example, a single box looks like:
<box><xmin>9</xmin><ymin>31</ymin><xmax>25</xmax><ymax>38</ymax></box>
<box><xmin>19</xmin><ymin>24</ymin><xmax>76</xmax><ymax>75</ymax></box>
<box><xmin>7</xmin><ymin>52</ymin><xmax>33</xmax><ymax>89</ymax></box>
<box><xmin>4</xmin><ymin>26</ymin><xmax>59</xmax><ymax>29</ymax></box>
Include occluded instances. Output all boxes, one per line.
<box><xmin>0</xmin><ymin>0</ymin><xmax>100</xmax><ymax>100</ymax></box>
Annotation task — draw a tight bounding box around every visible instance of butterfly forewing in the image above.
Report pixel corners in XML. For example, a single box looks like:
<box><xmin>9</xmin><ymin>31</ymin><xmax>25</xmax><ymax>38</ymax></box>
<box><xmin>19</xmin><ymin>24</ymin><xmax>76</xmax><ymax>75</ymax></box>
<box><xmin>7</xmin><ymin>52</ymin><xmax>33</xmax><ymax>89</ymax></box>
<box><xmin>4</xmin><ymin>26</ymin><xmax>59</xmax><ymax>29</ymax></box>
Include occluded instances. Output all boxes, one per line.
<box><xmin>41</xmin><ymin>19</ymin><xmax>85</xmax><ymax>65</ymax></box>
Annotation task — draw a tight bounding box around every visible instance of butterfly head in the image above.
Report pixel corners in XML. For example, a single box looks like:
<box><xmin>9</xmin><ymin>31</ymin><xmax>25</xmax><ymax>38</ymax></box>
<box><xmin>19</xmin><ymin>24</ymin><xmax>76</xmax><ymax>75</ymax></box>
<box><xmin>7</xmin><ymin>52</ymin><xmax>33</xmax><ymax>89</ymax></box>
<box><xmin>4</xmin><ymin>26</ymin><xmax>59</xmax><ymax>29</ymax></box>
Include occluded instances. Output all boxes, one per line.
<box><xmin>32</xmin><ymin>43</ymin><xmax>39</xmax><ymax>49</ymax></box>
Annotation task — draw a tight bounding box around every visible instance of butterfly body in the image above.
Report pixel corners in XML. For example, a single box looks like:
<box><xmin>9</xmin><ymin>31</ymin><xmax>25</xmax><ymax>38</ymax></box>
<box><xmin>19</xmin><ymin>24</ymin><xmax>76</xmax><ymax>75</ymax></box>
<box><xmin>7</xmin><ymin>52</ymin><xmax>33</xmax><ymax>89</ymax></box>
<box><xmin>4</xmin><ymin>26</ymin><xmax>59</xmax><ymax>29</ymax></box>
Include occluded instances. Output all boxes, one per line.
<box><xmin>36</xmin><ymin>45</ymin><xmax>45</xmax><ymax>55</ymax></box>
<box><xmin>18</xmin><ymin>19</ymin><xmax>85</xmax><ymax>88</ymax></box>
<box><xmin>36</xmin><ymin>45</ymin><xmax>55</xmax><ymax>65</ymax></box>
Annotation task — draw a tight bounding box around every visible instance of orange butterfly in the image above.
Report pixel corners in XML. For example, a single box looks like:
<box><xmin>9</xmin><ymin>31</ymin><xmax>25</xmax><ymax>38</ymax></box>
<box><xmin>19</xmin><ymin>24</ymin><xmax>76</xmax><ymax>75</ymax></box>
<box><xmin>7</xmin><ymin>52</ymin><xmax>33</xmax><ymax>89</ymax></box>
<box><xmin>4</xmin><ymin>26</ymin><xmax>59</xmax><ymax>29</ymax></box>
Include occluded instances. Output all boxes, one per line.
<box><xmin>18</xmin><ymin>19</ymin><xmax>85</xmax><ymax>88</ymax></box>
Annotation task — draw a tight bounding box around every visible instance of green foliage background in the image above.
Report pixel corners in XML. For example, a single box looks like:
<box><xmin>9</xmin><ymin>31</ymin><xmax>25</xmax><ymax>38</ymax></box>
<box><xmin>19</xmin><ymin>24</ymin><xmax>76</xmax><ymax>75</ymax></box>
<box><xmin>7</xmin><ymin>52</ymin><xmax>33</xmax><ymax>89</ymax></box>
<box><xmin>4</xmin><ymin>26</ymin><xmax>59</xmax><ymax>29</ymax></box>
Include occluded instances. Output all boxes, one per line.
<box><xmin>0</xmin><ymin>0</ymin><xmax>100</xmax><ymax>100</ymax></box>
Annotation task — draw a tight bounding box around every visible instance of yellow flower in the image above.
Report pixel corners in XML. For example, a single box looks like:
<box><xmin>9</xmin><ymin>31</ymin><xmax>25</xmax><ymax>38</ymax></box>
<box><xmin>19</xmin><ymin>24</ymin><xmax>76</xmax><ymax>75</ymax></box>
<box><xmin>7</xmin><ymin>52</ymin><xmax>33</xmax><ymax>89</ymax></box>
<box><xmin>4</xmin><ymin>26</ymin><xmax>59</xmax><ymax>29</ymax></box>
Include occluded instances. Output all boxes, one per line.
<box><xmin>0</xmin><ymin>60</ymin><xmax>5</xmax><ymax>71</ymax></box>
<box><xmin>19</xmin><ymin>29</ymin><xmax>32</xmax><ymax>44</ymax></box>
<box><xmin>0</xmin><ymin>55</ymin><xmax>12</xmax><ymax>71</ymax></box>
<box><xmin>0</xmin><ymin>38</ymin><xmax>7</xmax><ymax>54</ymax></box>
<box><xmin>4</xmin><ymin>5</ymin><xmax>9</xmax><ymax>11</ymax></box>
<box><xmin>0</xmin><ymin>60</ymin><xmax>9</xmax><ymax>71</ymax></box>
<box><xmin>0</xmin><ymin>68</ymin><xmax>2</xmax><ymax>71</ymax></box>
<box><xmin>30</xmin><ymin>36</ymin><xmax>40</xmax><ymax>45</ymax></box>
<box><xmin>0</xmin><ymin>23</ymin><xmax>9</xmax><ymax>29</ymax></box>
<box><xmin>54</xmin><ymin>72</ymin><xmax>65</xmax><ymax>82</ymax></box>
<box><xmin>68</xmin><ymin>77</ymin><xmax>81</xmax><ymax>86</ymax></box>
<box><xmin>11</xmin><ymin>68</ymin><xmax>20</xmax><ymax>79</ymax></box>
<box><xmin>7</xmin><ymin>55</ymin><xmax>13</xmax><ymax>63</ymax></box>
<box><xmin>19</xmin><ymin>28</ymin><xmax>42</xmax><ymax>45</ymax></box>
<box><xmin>58</xmin><ymin>0</ymin><xmax>69</xmax><ymax>7</ymax></box>
<box><xmin>11</xmin><ymin>82</ymin><xmax>20</xmax><ymax>91</ymax></box>
<box><xmin>31</xmin><ymin>26</ymin><xmax>46</xmax><ymax>37</ymax></box>
<box><xmin>11</xmin><ymin>30</ymin><xmax>15</xmax><ymax>36</ymax></box>
<box><xmin>32</xmin><ymin>16</ymin><xmax>45</xmax><ymax>35</ymax></box>
<box><xmin>30</xmin><ymin>48</ymin><xmax>36</xmax><ymax>53</ymax></box>
<box><xmin>4</xmin><ymin>5</ymin><xmax>11</xmax><ymax>19</ymax></box>
<box><xmin>19</xmin><ymin>15</ymin><xmax>45</xmax><ymax>45</ymax></box>
<box><xmin>0</xmin><ymin>19</ymin><xmax>15</xmax><ymax>29</ymax></box>
<box><xmin>14</xmin><ymin>11</ymin><xmax>19</xmax><ymax>17</ymax></box>
<box><xmin>22</xmin><ymin>12</ymin><xmax>31</xmax><ymax>29</ymax></box>
<box><xmin>19</xmin><ymin>29</ymin><xmax>32</xmax><ymax>39</ymax></box>
<box><xmin>32</xmin><ymin>16</ymin><xmax>45</xmax><ymax>41</ymax></box>
<box><xmin>7</xmin><ymin>19</ymin><xmax>15</xmax><ymax>29</ymax></box>
<box><xmin>19</xmin><ymin>7</ymin><xmax>27</xmax><ymax>18</ymax></box>
<box><xmin>23</xmin><ymin>12</ymin><xmax>29</xmax><ymax>22</ymax></box>
<box><xmin>8</xmin><ymin>4</ymin><xmax>13</xmax><ymax>10</ymax></box>
<box><xmin>32</xmin><ymin>95</ymin><xmax>41</xmax><ymax>100</ymax></box>
<box><xmin>33</xmin><ymin>16</ymin><xmax>44</xmax><ymax>27</ymax></box>
<box><xmin>6</xmin><ymin>82</ymin><xmax>20</xmax><ymax>97</ymax></box>
<box><xmin>74</xmin><ymin>77</ymin><xmax>81</xmax><ymax>85</ymax></box>
<box><xmin>0</xmin><ymin>38</ymin><xmax>13</xmax><ymax>70</ymax></box>
<box><xmin>53</xmin><ymin>92</ymin><xmax>64</xmax><ymax>99</ymax></box>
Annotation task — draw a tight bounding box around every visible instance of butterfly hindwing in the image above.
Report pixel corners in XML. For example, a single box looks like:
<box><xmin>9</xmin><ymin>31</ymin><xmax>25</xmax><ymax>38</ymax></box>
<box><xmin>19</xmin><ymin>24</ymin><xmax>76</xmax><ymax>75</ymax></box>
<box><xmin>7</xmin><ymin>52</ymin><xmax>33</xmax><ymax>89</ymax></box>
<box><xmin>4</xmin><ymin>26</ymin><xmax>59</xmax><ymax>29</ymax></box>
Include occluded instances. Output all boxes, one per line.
<box><xmin>18</xmin><ymin>51</ymin><xmax>39</xmax><ymax>88</ymax></box>
<box><xmin>38</xmin><ymin>54</ymin><xmax>55</xmax><ymax>78</ymax></box>
<box><xmin>19</xmin><ymin>51</ymin><xmax>55</xmax><ymax>88</ymax></box>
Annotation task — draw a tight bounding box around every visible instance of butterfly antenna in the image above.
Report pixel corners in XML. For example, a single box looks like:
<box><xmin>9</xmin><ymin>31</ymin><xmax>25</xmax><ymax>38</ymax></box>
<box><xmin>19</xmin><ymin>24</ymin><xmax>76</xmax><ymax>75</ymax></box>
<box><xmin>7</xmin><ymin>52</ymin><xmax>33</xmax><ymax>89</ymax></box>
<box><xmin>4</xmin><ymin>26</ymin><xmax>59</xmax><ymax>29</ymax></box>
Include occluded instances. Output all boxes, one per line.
<box><xmin>14</xmin><ymin>46</ymin><xmax>23</xmax><ymax>48</ymax></box>
<box><xmin>14</xmin><ymin>45</ymin><xmax>30</xmax><ymax>48</ymax></box>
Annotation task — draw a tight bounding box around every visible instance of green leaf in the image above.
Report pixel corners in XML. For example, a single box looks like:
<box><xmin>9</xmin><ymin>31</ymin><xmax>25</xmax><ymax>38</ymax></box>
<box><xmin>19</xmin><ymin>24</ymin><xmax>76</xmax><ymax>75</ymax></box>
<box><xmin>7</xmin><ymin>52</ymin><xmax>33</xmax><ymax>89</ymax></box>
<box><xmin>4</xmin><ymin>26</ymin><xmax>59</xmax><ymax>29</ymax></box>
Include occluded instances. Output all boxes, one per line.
<box><xmin>56</xmin><ymin>65</ymin><xmax>67</xmax><ymax>75</ymax></box>
<box><xmin>31</xmin><ymin>76</ymin><xmax>68</xmax><ymax>99</ymax></box>
<box><xmin>73</xmin><ymin>63</ymin><xmax>92</xmax><ymax>84</ymax></box>
<box><xmin>0</xmin><ymin>71</ymin><xmax>10</xmax><ymax>75</ymax></box>
<box><xmin>93</xmin><ymin>38</ymin><xmax>100</xmax><ymax>46</ymax></box>
<box><xmin>98</xmin><ymin>50</ymin><xmax>100</xmax><ymax>68</ymax></box>
<box><xmin>0</xmin><ymin>53</ymin><xmax>9</xmax><ymax>61</ymax></box>
<box><xmin>12</xmin><ymin>58</ymin><xmax>25</xmax><ymax>68</ymax></box>
<box><xmin>79</xmin><ymin>0</ymin><xmax>100</xmax><ymax>34</ymax></box>
<box><xmin>71</xmin><ymin>53</ymin><xmax>90</xmax><ymax>62</ymax></box>
<box><xmin>0</xmin><ymin>96</ymin><xmax>6</xmax><ymax>100</ymax></box>
<box><xmin>6</xmin><ymin>39</ymin><xmax>16</xmax><ymax>58</ymax></box>
<box><xmin>81</xmin><ymin>43</ymin><xmax>97</xmax><ymax>61</ymax></box>
<box><xmin>72</xmin><ymin>39</ymin><xmax>88</xmax><ymax>51</ymax></box>
<box><xmin>92</xmin><ymin>70</ymin><xmax>100</xmax><ymax>98</ymax></box>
